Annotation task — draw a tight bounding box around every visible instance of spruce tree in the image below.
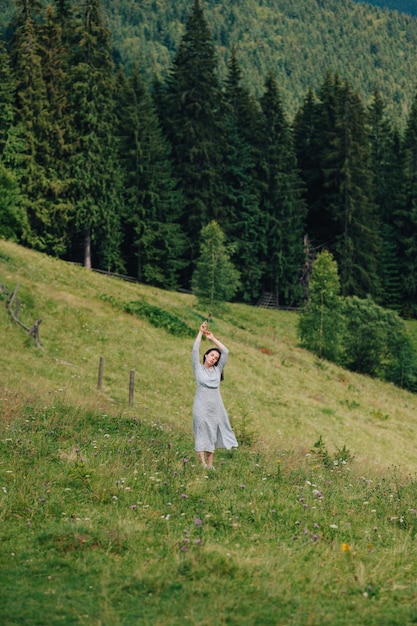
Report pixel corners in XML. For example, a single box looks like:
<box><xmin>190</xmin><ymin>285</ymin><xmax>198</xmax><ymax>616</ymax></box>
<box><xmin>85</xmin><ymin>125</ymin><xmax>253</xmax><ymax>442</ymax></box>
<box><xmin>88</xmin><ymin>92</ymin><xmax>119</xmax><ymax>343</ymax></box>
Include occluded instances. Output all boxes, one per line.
<box><xmin>9</xmin><ymin>1</ymin><xmax>52</xmax><ymax>251</ymax></box>
<box><xmin>36</xmin><ymin>4</ymin><xmax>73</xmax><ymax>255</ymax></box>
<box><xmin>302</xmin><ymin>74</ymin><xmax>381</xmax><ymax>298</ymax></box>
<box><xmin>399</xmin><ymin>90</ymin><xmax>417</xmax><ymax>316</ymax></box>
<box><xmin>368</xmin><ymin>92</ymin><xmax>403</xmax><ymax>310</ymax></box>
<box><xmin>158</xmin><ymin>0</ymin><xmax>227</xmax><ymax>281</ymax></box>
<box><xmin>256</xmin><ymin>73</ymin><xmax>306</xmax><ymax>306</ymax></box>
<box><xmin>65</xmin><ymin>0</ymin><xmax>123</xmax><ymax>271</ymax></box>
<box><xmin>223</xmin><ymin>50</ymin><xmax>264</xmax><ymax>302</ymax></box>
<box><xmin>115</xmin><ymin>65</ymin><xmax>186</xmax><ymax>288</ymax></box>
<box><xmin>192</xmin><ymin>220</ymin><xmax>240</xmax><ymax>315</ymax></box>
<box><xmin>293</xmin><ymin>87</ymin><xmax>324</xmax><ymax>245</ymax></box>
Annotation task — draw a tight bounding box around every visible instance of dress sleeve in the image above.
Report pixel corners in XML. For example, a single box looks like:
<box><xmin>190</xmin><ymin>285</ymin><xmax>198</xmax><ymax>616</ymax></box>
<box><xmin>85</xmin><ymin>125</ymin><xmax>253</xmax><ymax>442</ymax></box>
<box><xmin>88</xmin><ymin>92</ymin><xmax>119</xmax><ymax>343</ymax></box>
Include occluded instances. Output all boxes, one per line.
<box><xmin>192</xmin><ymin>338</ymin><xmax>200</xmax><ymax>377</ymax></box>
<box><xmin>217</xmin><ymin>345</ymin><xmax>229</xmax><ymax>373</ymax></box>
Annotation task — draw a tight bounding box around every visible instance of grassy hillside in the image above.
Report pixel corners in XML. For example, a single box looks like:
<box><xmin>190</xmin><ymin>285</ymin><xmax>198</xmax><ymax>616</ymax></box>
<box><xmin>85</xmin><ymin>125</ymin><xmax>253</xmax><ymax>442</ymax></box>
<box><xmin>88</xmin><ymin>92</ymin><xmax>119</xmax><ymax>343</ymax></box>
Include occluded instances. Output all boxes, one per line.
<box><xmin>2</xmin><ymin>240</ymin><xmax>417</xmax><ymax>624</ymax></box>
<box><xmin>1</xmin><ymin>238</ymin><xmax>417</xmax><ymax>472</ymax></box>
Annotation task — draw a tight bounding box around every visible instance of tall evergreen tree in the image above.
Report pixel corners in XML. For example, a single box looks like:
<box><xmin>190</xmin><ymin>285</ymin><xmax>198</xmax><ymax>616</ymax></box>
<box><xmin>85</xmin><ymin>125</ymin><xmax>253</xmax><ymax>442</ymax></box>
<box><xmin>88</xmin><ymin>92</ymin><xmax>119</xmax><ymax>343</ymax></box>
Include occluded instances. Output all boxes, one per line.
<box><xmin>115</xmin><ymin>65</ymin><xmax>186</xmax><ymax>289</ymax></box>
<box><xmin>65</xmin><ymin>0</ymin><xmax>123</xmax><ymax>270</ymax></box>
<box><xmin>368</xmin><ymin>91</ymin><xmax>403</xmax><ymax>310</ymax></box>
<box><xmin>223</xmin><ymin>49</ymin><xmax>264</xmax><ymax>302</ymax></box>
<box><xmin>322</xmin><ymin>78</ymin><xmax>381</xmax><ymax>298</ymax></box>
<box><xmin>256</xmin><ymin>73</ymin><xmax>306</xmax><ymax>306</ymax></box>
<box><xmin>157</xmin><ymin>0</ymin><xmax>227</xmax><ymax>281</ymax></box>
<box><xmin>0</xmin><ymin>42</ymin><xmax>26</xmax><ymax>240</ymax></box>
<box><xmin>399</xmin><ymin>90</ymin><xmax>417</xmax><ymax>316</ymax></box>
<box><xmin>298</xmin><ymin>74</ymin><xmax>381</xmax><ymax>298</ymax></box>
<box><xmin>35</xmin><ymin>4</ymin><xmax>74</xmax><ymax>255</ymax></box>
<box><xmin>293</xmin><ymin>88</ymin><xmax>324</xmax><ymax>247</ymax></box>
<box><xmin>9</xmin><ymin>0</ymin><xmax>52</xmax><ymax>251</ymax></box>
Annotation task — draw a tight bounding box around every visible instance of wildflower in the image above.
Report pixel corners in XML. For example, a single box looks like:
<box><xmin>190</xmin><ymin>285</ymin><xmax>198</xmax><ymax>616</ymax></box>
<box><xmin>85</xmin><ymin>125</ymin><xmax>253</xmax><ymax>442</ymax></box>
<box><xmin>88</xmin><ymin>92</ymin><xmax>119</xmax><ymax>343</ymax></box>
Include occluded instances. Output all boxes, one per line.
<box><xmin>129</xmin><ymin>505</ymin><xmax>137</xmax><ymax>510</ymax></box>
<box><xmin>341</xmin><ymin>543</ymin><xmax>351</xmax><ymax>552</ymax></box>
<box><xmin>181</xmin><ymin>493</ymin><xmax>188</xmax><ymax>499</ymax></box>
<box><xmin>277</xmin><ymin>459</ymin><xmax>281</xmax><ymax>464</ymax></box>
<box><xmin>194</xmin><ymin>518</ymin><xmax>203</xmax><ymax>526</ymax></box>
<box><xmin>195</xmin><ymin>538</ymin><xmax>202</xmax><ymax>545</ymax></box>
<box><xmin>183</xmin><ymin>458</ymin><xmax>189</xmax><ymax>464</ymax></box>
<box><xmin>314</xmin><ymin>523</ymin><xmax>319</xmax><ymax>528</ymax></box>
<box><xmin>312</xmin><ymin>534</ymin><xmax>319</xmax><ymax>541</ymax></box>
<box><xmin>240</xmin><ymin>484</ymin><xmax>246</xmax><ymax>489</ymax></box>
<box><xmin>329</xmin><ymin>524</ymin><xmax>338</xmax><ymax>529</ymax></box>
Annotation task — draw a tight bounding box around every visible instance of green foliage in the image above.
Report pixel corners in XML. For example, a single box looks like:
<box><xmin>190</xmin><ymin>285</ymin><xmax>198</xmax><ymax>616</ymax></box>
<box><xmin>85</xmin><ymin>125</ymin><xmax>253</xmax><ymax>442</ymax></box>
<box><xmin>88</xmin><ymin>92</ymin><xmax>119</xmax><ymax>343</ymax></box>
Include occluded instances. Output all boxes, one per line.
<box><xmin>0</xmin><ymin>164</ymin><xmax>25</xmax><ymax>240</ymax></box>
<box><xmin>310</xmin><ymin>435</ymin><xmax>354</xmax><ymax>468</ymax></box>
<box><xmin>341</xmin><ymin>295</ymin><xmax>417</xmax><ymax>389</ymax></box>
<box><xmin>299</xmin><ymin>251</ymin><xmax>417</xmax><ymax>390</ymax></box>
<box><xmin>124</xmin><ymin>299</ymin><xmax>194</xmax><ymax>337</ymax></box>
<box><xmin>298</xmin><ymin>250</ymin><xmax>344</xmax><ymax>361</ymax></box>
<box><xmin>95</xmin><ymin>0</ymin><xmax>417</xmax><ymax>124</ymax></box>
<box><xmin>192</xmin><ymin>220</ymin><xmax>240</xmax><ymax>315</ymax></box>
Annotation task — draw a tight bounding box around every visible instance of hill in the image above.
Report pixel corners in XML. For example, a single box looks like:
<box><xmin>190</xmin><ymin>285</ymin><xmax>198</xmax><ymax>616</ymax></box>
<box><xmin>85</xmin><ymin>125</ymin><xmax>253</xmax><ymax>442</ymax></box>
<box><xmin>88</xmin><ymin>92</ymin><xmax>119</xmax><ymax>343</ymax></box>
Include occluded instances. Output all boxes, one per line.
<box><xmin>3</xmin><ymin>0</ymin><xmax>417</xmax><ymax>122</ymax></box>
<box><xmin>1</xmin><ymin>238</ymin><xmax>417</xmax><ymax>474</ymax></box>
<box><xmin>3</xmin><ymin>240</ymin><xmax>417</xmax><ymax>624</ymax></box>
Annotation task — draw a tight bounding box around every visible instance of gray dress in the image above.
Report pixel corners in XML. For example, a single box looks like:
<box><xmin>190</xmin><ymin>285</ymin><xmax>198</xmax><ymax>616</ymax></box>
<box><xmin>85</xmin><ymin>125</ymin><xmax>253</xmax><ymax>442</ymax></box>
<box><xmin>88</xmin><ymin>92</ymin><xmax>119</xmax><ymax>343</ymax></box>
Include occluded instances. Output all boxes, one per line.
<box><xmin>192</xmin><ymin>338</ymin><xmax>238</xmax><ymax>452</ymax></box>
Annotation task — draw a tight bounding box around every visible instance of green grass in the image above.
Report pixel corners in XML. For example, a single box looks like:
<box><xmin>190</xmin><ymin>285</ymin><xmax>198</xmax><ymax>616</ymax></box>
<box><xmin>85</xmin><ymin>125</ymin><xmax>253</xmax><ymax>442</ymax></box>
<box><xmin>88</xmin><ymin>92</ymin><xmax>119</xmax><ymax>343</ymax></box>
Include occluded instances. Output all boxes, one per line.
<box><xmin>1</xmin><ymin>240</ymin><xmax>417</xmax><ymax>625</ymax></box>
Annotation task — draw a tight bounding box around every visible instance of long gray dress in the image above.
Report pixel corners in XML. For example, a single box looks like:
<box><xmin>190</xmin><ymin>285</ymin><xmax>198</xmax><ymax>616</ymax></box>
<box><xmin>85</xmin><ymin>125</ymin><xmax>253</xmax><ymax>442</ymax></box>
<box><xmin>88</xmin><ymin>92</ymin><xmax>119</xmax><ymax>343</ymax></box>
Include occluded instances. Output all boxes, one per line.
<box><xmin>192</xmin><ymin>338</ymin><xmax>238</xmax><ymax>452</ymax></box>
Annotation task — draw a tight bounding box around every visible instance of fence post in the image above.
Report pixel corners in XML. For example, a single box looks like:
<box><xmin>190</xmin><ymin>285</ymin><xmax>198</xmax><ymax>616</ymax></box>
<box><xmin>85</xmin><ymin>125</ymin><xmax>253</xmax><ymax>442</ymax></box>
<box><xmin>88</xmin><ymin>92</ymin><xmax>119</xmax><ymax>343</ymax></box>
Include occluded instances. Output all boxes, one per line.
<box><xmin>129</xmin><ymin>369</ymin><xmax>135</xmax><ymax>406</ymax></box>
<box><xmin>97</xmin><ymin>356</ymin><xmax>104</xmax><ymax>390</ymax></box>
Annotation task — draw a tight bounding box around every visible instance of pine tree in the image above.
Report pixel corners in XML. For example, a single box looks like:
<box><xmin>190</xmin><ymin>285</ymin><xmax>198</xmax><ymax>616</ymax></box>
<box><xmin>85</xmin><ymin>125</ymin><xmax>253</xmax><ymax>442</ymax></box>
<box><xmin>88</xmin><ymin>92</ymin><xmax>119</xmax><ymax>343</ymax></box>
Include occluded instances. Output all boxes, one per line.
<box><xmin>36</xmin><ymin>4</ymin><xmax>74</xmax><ymax>255</ymax></box>
<box><xmin>0</xmin><ymin>42</ymin><xmax>25</xmax><ymax>240</ymax></box>
<box><xmin>368</xmin><ymin>91</ymin><xmax>403</xmax><ymax>309</ymax></box>
<box><xmin>298</xmin><ymin>250</ymin><xmax>343</xmax><ymax>362</ymax></box>
<box><xmin>65</xmin><ymin>0</ymin><xmax>123</xmax><ymax>271</ymax></box>
<box><xmin>301</xmin><ymin>74</ymin><xmax>381</xmax><ymax>298</ymax></box>
<box><xmin>293</xmin><ymin>88</ymin><xmax>324</xmax><ymax>246</ymax></box>
<box><xmin>399</xmin><ymin>90</ymin><xmax>417</xmax><ymax>316</ymax></box>
<box><xmin>9</xmin><ymin>0</ymin><xmax>52</xmax><ymax>251</ymax></box>
<box><xmin>192</xmin><ymin>220</ymin><xmax>240</xmax><ymax>315</ymax></box>
<box><xmin>158</xmin><ymin>0</ymin><xmax>227</xmax><ymax>281</ymax></box>
<box><xmin>222</xmin><ymin>49</ymin><xmax>264</xmax><ymax>302</ymax></box>
<box><xmin>256</xmin><ymin>73</ymin><xmax>306</xmax><ymax>306</ymax></box>
<box><xmin>115</xmin><ymin>65</ymin><xmax>186</xmax><ymax>288</ymax></box>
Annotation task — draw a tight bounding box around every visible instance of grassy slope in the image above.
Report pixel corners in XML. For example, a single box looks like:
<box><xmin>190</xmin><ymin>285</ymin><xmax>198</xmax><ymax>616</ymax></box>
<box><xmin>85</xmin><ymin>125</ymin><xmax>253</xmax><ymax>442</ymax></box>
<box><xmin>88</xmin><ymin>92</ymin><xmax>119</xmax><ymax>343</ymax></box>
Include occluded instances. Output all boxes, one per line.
<box><xmin>1</xmin><ymin>238</ymin><xmax>417</xmax><ymax>474</ymax></box>
<box><xmin>2</xmin><ymin>240</ymin><xmax>417</xmax><ymax>625</ymax></box>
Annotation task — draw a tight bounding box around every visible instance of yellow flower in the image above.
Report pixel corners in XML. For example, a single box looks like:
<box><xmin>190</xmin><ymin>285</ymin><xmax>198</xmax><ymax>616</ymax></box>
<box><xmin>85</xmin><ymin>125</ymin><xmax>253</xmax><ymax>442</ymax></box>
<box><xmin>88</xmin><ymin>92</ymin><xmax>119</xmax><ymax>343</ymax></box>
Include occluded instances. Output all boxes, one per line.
<box><xmin>341</xmin><ymin>543</ymin><xmax>351</xmax><ymax>552</ymax></box>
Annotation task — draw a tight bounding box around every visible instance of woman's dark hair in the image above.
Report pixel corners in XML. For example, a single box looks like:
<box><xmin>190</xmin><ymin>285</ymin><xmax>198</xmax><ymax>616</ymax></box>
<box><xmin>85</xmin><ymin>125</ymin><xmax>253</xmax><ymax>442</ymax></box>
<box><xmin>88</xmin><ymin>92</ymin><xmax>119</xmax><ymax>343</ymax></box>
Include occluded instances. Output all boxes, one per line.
<box><xmin>203</xmin><ymin>348</ymin><xmax>224</xmax><ymax>380</ymax></box>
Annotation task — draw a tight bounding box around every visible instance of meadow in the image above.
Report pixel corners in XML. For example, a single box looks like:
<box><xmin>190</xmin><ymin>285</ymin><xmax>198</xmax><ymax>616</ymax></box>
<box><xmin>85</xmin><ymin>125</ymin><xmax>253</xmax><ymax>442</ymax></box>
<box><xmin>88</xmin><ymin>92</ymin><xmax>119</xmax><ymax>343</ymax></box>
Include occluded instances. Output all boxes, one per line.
<box><xmin>1</xmin><ymin>239</ymin><xmax>417</xmax><ymax>625</ymax></box>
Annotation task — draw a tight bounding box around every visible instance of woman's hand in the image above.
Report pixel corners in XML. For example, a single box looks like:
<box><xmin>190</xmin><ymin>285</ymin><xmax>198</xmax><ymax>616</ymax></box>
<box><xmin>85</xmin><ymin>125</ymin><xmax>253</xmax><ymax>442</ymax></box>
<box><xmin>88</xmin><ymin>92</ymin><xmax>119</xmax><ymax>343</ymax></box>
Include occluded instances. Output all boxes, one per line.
<box><xmin>199</xmin><ymin>320</ymin><xmax>208</xmax><ymax>334</ymax></box>
<box><xmin>204</xmin><ymin>330</ymin><xmax>214</xmax><ymax>341</ymax></box>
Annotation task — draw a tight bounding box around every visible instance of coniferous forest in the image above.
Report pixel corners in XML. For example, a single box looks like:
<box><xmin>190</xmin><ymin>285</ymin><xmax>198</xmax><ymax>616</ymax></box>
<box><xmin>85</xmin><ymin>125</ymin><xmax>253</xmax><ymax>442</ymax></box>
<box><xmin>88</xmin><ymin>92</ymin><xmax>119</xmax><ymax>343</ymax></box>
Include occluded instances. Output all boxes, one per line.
<box><xmin>3</xmin><ymin>0</ymin><xmax>417</xmax><ymax>315</ymax></box>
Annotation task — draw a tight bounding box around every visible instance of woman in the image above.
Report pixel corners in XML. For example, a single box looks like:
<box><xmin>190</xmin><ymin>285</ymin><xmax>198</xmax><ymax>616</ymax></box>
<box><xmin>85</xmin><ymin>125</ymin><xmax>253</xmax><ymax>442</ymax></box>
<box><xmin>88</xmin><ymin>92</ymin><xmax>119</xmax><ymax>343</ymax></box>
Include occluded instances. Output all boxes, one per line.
<box><xmin>192</xmin><ymin>320</ymin><xmax>238</xmax><ymax>468</ymax></box>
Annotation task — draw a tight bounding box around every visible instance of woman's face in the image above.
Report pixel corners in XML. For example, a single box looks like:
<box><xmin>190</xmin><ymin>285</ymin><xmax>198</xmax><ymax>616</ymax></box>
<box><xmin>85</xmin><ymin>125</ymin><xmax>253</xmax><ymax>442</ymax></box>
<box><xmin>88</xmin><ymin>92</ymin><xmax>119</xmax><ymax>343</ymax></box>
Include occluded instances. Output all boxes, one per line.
<box><xmin>204</xmin><ymin>350</ymin><xmax>220</xmax><ymax>368</ymax></box>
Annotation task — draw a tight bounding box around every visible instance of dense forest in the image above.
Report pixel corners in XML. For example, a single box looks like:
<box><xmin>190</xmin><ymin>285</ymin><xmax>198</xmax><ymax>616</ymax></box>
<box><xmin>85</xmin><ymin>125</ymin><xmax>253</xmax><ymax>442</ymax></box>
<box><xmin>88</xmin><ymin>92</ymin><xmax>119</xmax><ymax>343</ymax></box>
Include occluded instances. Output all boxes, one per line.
<box><xmin>2</xmin><ymin>0</ymin><xmax>417</xmax><ymax>316</ymax></box>
<box><xmin>4</xmin><ymin>0</ymin><xmax>417</xmax><ymax>122</ymax></box>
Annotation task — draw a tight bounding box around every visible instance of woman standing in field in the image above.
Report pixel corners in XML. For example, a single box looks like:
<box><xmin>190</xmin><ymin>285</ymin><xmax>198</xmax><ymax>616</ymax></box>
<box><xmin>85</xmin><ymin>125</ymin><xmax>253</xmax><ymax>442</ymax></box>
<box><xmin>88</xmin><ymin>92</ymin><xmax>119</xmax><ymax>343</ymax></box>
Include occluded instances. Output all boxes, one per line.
<box><xmin>192</xmin><ymin>320</ymin><xmax>238</xmax><ymax>468</ymax></box>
